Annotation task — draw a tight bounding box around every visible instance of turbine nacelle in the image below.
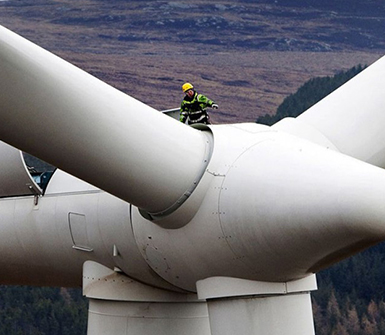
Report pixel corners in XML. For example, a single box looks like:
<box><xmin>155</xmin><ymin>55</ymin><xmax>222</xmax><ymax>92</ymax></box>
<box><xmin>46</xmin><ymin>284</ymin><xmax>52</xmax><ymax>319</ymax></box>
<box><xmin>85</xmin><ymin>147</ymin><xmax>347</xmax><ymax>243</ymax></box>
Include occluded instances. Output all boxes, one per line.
<box><xmin>1</xmin><ymin>25</ymin><xmax>385</xmax><ymax>335</ymax></box>
<box><xmin>131</xmin><ymin>124</ymin><xmax>385</xmax><ymax>290</ymax></box>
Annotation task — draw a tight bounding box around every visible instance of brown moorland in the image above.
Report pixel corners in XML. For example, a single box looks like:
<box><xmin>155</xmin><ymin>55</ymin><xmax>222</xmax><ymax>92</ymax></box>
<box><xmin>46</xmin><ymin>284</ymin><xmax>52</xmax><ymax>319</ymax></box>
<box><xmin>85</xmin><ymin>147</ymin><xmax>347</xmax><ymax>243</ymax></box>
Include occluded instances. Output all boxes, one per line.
<box><xmin>0</xmin><ymin>0</ymin><xmax>383</xmax><ymax>123</ymax></box>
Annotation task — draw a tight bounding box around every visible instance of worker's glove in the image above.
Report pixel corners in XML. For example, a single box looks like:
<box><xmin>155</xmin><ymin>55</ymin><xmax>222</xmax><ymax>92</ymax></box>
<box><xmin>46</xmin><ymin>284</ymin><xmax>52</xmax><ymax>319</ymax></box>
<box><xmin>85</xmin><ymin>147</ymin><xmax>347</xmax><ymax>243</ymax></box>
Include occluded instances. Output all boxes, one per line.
<box><xmin>212</xmin><ymin>104</ymin><xmax>219</xmax><ymax>109</ymax></box>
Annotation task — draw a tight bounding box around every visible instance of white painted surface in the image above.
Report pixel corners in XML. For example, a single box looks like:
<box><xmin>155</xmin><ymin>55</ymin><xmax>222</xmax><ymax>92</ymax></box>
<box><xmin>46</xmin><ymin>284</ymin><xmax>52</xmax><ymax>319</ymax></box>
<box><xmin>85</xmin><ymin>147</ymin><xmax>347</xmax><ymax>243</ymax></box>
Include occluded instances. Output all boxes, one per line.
<box><xmin>45</xmin><ymin>169</ymin><xmax>98</xmax><ymax>194</ymax></box>
<box><xmin>87</xmin><ymin>299</ymin><xmax>210</xmax><ymax>335</ymax></box>
<box><xmin>207</xmin><ymin>292</ymin><xmax>315</xmax><ymax>335</ymax></box>
<box><xmin>274</xmin><ymin>55</ymin><xmax>385</xmax><ymax>168</ymax></box>
<box><xmin>197</xmin><ymin>276</ymin><xmax>317</xmax><ymax>335</ymax></box>
<box><xmin>0</xmin><ymin>25</ymin><xmax>210</xmax><ymax>214</ymax></box>
<box><xmin>197</xmin><ymin>275</ymin><xmax>317</xmax><ymax>300</ymax></box>
<box><xmin>132</xmin><ymin>124</ymin><xmax>385</xmax><ymax>290</ymax></box>
<box><xmin>0</xmin><ymin>141</ymin><xmax>41</xmax><ymax>196</ymax></box>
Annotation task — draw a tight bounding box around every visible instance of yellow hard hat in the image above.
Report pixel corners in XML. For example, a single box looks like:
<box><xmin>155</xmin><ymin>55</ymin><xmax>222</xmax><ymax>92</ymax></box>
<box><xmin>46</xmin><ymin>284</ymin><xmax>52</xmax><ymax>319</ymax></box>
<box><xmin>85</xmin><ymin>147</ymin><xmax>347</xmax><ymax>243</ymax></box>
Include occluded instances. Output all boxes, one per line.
<box><xmin>182</xmin><ymin>82</ymin><xmax>194</xmax><ymax>93</ymax></box>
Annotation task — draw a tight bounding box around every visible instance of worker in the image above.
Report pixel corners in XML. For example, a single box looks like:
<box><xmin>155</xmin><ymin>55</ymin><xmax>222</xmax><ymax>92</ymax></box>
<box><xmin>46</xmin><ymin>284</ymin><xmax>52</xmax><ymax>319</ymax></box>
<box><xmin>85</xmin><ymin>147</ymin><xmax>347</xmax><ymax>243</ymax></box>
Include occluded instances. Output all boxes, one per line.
<box><xmin>180</xmin><ymin>83</ymin><xmax>218</xmax><ymax>125</ymax></box>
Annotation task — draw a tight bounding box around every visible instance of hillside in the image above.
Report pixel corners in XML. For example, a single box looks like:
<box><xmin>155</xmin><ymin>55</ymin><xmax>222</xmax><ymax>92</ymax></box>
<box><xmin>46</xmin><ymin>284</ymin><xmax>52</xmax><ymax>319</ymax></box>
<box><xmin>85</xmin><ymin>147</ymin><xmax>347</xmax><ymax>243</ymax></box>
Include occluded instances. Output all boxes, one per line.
<box><xmin>2</xmin><ymin>0</ymin><xmax>384</xmax><ymax>51</ymax></box>
<box><xmin>0</xmin><ymin>0</ymin><xmax>383</xmax><ymax>122</ymax></box>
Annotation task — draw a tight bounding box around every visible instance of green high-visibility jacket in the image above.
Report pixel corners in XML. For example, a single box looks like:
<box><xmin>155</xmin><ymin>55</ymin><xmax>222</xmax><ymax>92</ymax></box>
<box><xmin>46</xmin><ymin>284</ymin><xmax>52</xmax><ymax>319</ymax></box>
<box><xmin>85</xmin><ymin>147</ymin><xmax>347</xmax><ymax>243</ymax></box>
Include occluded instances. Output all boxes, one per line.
<box><xmin>180</xmin><ymin>91</ymin><xmax>215</xmax><ymax>124</ymax></box>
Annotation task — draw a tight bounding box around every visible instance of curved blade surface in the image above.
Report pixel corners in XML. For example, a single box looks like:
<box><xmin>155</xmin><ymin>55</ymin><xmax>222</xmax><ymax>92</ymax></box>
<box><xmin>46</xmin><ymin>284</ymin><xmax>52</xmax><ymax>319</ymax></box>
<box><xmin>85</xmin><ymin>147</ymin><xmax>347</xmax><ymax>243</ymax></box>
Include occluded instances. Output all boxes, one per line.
<box><xmin>273</xmin><ymin>56</ymin><xmax>385</xmax><ymax>168</ymax></box>
<box><xmin>0</xmin><ymin>26</ymin><xmax>209</xmax><ymax>214</ymax></box>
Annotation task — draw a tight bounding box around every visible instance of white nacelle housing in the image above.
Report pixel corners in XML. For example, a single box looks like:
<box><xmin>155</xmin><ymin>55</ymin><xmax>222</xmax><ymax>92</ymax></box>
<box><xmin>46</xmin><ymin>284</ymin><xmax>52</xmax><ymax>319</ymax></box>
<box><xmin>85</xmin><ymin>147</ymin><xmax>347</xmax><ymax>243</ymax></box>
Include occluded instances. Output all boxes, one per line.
<box><xmin>132</xmin><ymin>123</ymin><xmax>385</xmax><ymax>291</ymax></box>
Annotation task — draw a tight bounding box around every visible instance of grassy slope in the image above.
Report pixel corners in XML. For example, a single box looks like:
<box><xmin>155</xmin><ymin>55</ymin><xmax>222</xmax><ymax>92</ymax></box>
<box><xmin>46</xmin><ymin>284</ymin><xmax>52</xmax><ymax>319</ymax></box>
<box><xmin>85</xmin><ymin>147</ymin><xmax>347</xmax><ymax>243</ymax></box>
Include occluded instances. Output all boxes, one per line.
<box><xmin>0</xmin><ymin>0</ymin><xmax>382</xmax><ymax>123</ymax></box>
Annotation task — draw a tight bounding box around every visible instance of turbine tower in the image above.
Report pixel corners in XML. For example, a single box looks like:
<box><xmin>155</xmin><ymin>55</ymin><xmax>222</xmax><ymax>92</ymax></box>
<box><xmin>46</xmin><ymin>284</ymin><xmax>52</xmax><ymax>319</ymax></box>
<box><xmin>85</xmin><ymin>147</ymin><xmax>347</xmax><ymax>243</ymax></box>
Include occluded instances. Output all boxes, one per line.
<box><xmin>1</xmin><ymin>25</ymin><xmax>385</xmax><ymax>334</ymax></box>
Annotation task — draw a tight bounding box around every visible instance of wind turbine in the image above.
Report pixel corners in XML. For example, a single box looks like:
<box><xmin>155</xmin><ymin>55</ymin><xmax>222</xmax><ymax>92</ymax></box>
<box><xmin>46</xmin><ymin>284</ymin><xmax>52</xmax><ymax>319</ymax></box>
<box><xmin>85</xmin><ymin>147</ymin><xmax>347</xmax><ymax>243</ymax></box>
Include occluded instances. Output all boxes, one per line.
<box><xmin>1</xmin><ymin>25</ymin><xmax>385</xmax><ymax>335</ymax></box>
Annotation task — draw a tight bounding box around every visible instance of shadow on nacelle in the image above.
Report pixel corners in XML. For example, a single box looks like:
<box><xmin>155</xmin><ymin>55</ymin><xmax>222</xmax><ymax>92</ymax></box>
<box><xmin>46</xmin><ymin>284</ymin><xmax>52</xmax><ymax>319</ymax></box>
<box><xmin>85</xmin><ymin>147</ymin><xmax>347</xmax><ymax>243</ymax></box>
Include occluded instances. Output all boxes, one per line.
<box><xmin>0</xmin><ymin>141</ymin><xmax>54</xmax><ymax>198</ymax></box>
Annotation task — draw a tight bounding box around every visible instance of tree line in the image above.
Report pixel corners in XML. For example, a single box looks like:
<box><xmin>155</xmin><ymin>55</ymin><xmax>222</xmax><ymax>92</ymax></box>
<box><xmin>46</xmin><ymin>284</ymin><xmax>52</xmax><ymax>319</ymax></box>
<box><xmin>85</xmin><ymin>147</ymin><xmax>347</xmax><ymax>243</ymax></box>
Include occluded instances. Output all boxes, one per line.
<box><xmin>313</xmin><ymin>242</ymin><xmax>385</xmax><ymax>335</ymax></box>
<box><xmin>256</xmin><ymin>64</ymin><xmax>365</xmax><ymax>126</ymax></box>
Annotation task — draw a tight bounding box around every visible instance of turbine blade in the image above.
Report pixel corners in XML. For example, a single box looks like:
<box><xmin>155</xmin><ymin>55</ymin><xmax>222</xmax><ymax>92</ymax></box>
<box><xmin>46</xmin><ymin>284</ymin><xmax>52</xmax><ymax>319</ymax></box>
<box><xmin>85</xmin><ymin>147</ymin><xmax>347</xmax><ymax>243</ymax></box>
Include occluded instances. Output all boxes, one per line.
<box><xmin>0</xmin><ymin>26</ymin><xmax>210</xmax><ymax>215</ymax></box>
<box><xmin>273</xmin><ymin>56</ymin><xmax>385</xmax><ymax>168</ymax></box>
